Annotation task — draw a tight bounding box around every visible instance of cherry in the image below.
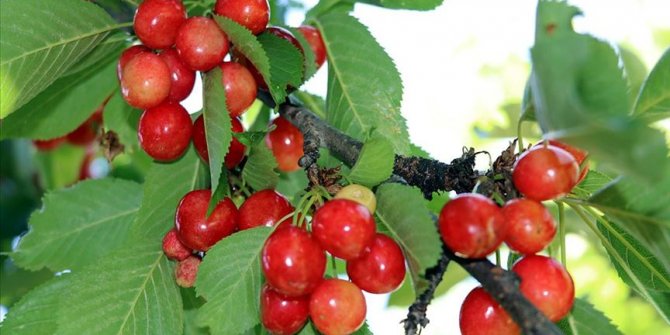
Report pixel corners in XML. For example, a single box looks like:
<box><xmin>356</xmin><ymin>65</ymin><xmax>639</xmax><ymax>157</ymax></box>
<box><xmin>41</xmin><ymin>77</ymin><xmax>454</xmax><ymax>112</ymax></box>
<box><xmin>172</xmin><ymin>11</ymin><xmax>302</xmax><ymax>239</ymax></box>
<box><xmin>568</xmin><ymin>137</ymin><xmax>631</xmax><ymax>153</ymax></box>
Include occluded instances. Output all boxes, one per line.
<box><xmin>265</xmin><ymin>117</ymin><xmax>304</xmax><ymax>172</ymax></box>
<box><xmin>220</xmin><ymin>61</ymin><xmax>257</xmax><ymax>117</ymax></box>
<box><xmin>66</xmin><ymin>109</ymin><xmax>103</xmax><ymax>146</ymax></box>
<box><xmin>312</xmin><ymin>199</ymin><xmax>376</xmax><ymax>260</ymax></box>
<box><xmin>33</xmin><ymin>137</ymin><xmax>66</xmax><ymax>151</ymax></box>
<box><xmin>238</xmin><ymin>189</ymin><xmax>294</xmax><ymax>230</ymax></box>
<box><xmin>117</xmin><ymin>45</ymin><xmax>150</xmax><ymax>81</ymax></box>
<box><xmin>346</xmin><ymin>233</ymin><xmax>406</xmax><ymax>294</ymax></box>
<box><xmin>501</xmin><ymin>198</ymin><xmax>556</xmax><ymax>255</ymax></box>
<box><xmin>175</xmin><ymin>255</ymin><xmax>201</xmax><ymax>288</ymax></box>
<box><xmin>438</xmin><ymin>193</ymin><xmax>504</xmax><ymax>259</ymax></box>
<box><xmin>334</xmin><ymin>184</ymin><xmax>377</xmax><ymax>213</ymax></box>
<box><xmin>512</xmin><ymin>145</ymin><xmax>579</xmax><ymax>201</ymax></box>
<box><xmin>459</xmin><ymin>287</ymin><xmax>520</xmax><ymax>335</ymax></box>
<box><xmin>232</xmin><ymin>50</ymin><xmax>268</xmax><ymax>90</ymax></box>
<box><xmin>309</xmin><ymin>279</ymin><xmax>366</xmax><ymax>335</ymax></box>
<box><xmin>192</xmin><ymin>114</ymin><xmax>247</xmax><ymax>169</ymax></box>
<box><xmin>133</xmin><ymin>0</ymin><xmax>186</xmax><ymax>50</ymax></box>
<box><xmin>266</xmin><ymin>26</ymin><xmax>303</xmax><ymax>53</ymax></box>
<box><xmin>547</xmin><ymin>140</ymin><xmax>589</xmax><ymax>183</ymax></box>
<box><xmin>260</xmin><ymin>284</ymin><xmax>309</xmax><ymax>335</ymax></box>
<box><xmin>175</xmin><ymin>17</ymin><xmax>229</xmax><ymax>71</ymax></box>
<box><xmin>159</xmin><ymin>48</ymin><xmax>196</xmax><ymax>102</ymax></box>
<box><xmin>175</xmin><ymin>189</ymin><xmax>239</xmax><ymax>251</ymax></box>
<box><xmin>261</xmin><ymin>225</ymin><xmax>326</xmax><ymax>297</ymax></box>
<box><xmin>121</xmin><ymin>52</ymin><xmax>171</xmax><ymax>109</ymax></box>
<box><xmin>162</xmin><ymin>228</ymin><xmax>192</xmax><ymax>261</ymax></box>
<box><xmin>512</xmin><ymin>255</ymin><xmax>575</xmax><ymax>322</ymax></box>
<box><xmin>214</xmin><ymin>0</ymin><xmax>269</xmax><ymax>35</ymax></box>
<box><xmin>138</xmin><ymin>102</ymin><xmax>192</xmax><ymax>161</ymax></box>
<box><xmin>297</xmin><ymin>25</ymin><xmax>326</xmax><ymax>68</ymax></box>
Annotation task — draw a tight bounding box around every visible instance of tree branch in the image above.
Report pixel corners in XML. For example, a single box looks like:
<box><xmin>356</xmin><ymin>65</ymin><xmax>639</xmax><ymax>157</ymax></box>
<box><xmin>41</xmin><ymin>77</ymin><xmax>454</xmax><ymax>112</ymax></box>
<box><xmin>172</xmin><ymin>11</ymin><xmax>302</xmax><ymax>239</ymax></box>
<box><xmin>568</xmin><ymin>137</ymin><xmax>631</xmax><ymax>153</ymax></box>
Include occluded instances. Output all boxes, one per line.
<box><xmin>264</xmin><ymin>95</ymin><xmax>563</xmax><ymax>335</ymax></box>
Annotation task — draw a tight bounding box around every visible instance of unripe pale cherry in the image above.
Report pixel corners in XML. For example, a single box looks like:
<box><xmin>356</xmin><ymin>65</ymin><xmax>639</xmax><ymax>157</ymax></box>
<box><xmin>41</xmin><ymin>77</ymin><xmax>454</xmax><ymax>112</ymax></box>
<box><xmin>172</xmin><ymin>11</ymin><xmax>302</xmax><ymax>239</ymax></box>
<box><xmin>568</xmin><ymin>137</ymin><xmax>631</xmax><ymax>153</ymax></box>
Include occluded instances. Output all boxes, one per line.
<box><xmin>162</xmin><ymin>228</ymin><xmax>192</xmax><ymax>261</ymax></box>
<box><xmin>192</xmin><ymin>115</ymin><xmax>247</xmax><ymax>169</ymax></box>
<box><xmin>309</xmin><ymin>279</ymin><xmax>366</xmax><ymax>335</ymax></box>
<box><xmin>238</xmin><ymin>189</ymin><xmax>294</xmax><ymax>230</ymax></box>
<box><xmin>220</xmin><ymin>62</ymin><xmax>257</xmax><ymax>117</ymax></box>
<box><xmin>297</xmin><ymin>25</ymin><xmax>326</xmax><ymax>68</ymax></box>
<box><xmin>459</xmin><ymin>287</ymin><xmax>520</xmax><ymax>335</ymax></box>
<box><xmin>159</xmin><ymin>48</ymin><xmax>196</xmax><ymax>102</ymax></box>
<box><xmin>501</xmin><ymin>198</ymin><xmax>556</xmax><ymax>255</ymax></box>
<box><xmin>137</xmin><ymin>102</ymin><xmax>192</xmax><ymax>161</ymax></box>
<box><xmin>334</xmin><ymin>184</ymin><xmax>377</xmax><ymax>213</ymax></box>
<box><xmin>117</xmin><ymin>45</ymin><xmax>150</xmax><ymax>81</ymax></box>
<box><xmin>121</xmin><ymin>52</ymin><xmax>172</xmax><ymax>109</ymax></box>
<box><xmin>512</xmin><ymin>255</ymin><xmax>575</xmax><ymax>322</ymax></box>
<box><xmin>512</xmin><ymin>145</ymin><xmax>579</xmax><ymax>201</ymax></box>
<box><xmin>175</xmin><ymin>17</ymin><xmax>230</xmax><ymax>71</ymax></box>
<box><xmin>260</xmin><ymin>284</ymin><xmax>309</xmax><ymax>335</ymax></box>
<box><xmin>214</xmin><ymin>0</ymin><xmax>269</xmax><ymax>35</ymax></box>
<box><xmin>175</xmin><ymin>189</ymin><xmax>239</xmax><ymax>251</ymax></box>
<box><xmin>133</xmin><ymin>0</ymin><xmax>187</xmax><ymax>49</ymax></box>
<box><xmin>265</xmin><ymin>117</ymin><xmax>304</xmax><ymax>172</ymax></box>
<box><xmin>261</xmin><ymin>225</ymin><xmax>326</xmax><ymax>297</ymax></box>
<box><xmin>438</xmin><ymin>193</ymin><xmax>504</xmax><ymax>258</ymax></box>
<box><xmin>175</xmin><ymin>255</ymin><xmax>201</xmax><ymax>288</ymax></box>
<box><xmin>346</xmin><ymin>233</ymin><xmax>406</xmax><ymax>294</ymax></box>
<box><xmin>312</xmin><ymin>199</ymin><xmax>376</xmax><ymax>260</ymax></box>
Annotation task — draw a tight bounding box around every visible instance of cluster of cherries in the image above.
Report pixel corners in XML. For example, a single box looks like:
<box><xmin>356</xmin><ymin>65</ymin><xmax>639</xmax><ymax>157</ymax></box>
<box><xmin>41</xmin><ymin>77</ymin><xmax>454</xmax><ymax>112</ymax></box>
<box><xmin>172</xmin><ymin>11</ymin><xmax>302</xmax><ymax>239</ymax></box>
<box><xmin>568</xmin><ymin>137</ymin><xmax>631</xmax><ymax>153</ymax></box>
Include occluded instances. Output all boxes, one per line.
<box><xmin>116</xmin><ymin>0</ymin><xmax>324</xmax><ymax>169</ymax></box>
<box><xmin>162</xmin><ymin>184</ymin><xmax>407</xmax><ymax>335</ymax></box>
<box><xmin>439</xmin><ymin>140</ymin><xmax>588</xmax><ymax>335</ymax></box>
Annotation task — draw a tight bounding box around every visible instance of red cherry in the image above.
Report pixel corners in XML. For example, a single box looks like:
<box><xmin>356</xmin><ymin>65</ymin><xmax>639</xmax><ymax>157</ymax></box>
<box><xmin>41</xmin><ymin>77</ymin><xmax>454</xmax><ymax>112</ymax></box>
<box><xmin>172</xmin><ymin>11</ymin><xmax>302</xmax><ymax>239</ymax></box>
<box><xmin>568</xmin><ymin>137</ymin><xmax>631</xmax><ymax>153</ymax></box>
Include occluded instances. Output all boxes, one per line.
<box><xmin>346</xmin><ymin>233</ymin><xmax>406</xmax><ymax>294</ymax></box>
<box><xmin>33</xmin><ymin>137</ymin><xmax>66</xmax><ymax>151</ymax></box>
<box><xmin>121</xmin><ymin>52</ymin><xmax>171</xmax><ymax>109</ymax></box>
<box><xmin>266</xmin><ymin>26</ymin><xmax>303</xmax><ymax>53</ymax></box>
<box><xmin>175</xmin><ymin>17</ymin><xmax>230</xmax><ymax>71</ymax></box>
<box><xmin>547</xmin><ymin>140</ymin><xmax>589</xmax><ymax>183</ymax></box>
<box><xmin>77</xmin><ymin>150</ymin><xmax>95</xmax><ymax>181</ymax></box>
<box><xmin>459</xmin><ymin>287</ymin><xmax>520</xmax><ymax>335</ymax></box>
<box><xmin>512</xmin><ymin>255</ymin><xmax>575</xmax><ymax>322</ymax></box>
<box><xmin>133</xmin><ymin>0</ymin><xmax>186</xmax><ymax>49</ymax></box>
<box><xmin>438</xmin><ymin>193</ymin><xmax>504</xmax><ymax>259</ymax></box>
<box><xmin>261</xmin><ymin>225</ymin><xmax>326</xmax><ymax>297</ymax></box>
<box><xmin>297</xmin><ymin>25</ymin><xmax>326</xmax><ymax>68</ymax></box>
<box><xmin>214</xmin><ymin>0</ymin><xmax>269</xmax><ymax>35</ymax></box>
<box><xmin>231</xmin><ymin>50</ymin><xmax>268</xmax><ymax>90</ymax></box>
<box><xmin>159</xmin><ymin>48</ymin><xmax>196</xmax><ymax>102</ymax></box>
<box><xmin>138</xmin><ymin>102</ymin><xmax>192</xmax><ymax>161</ymax></box>
<box><xmin>220</xmin><ymin>61</ymin><xmax>257</xmax><ymax>117</ymax></box>
<box><xmin>512</xmin><ymin>145</ymin><xmax>579</xmax><ymax>201</ymax></box>
<box><xmin>309</xmin><ymin>279</ymin><xmax>366</xmax><ymax>335</ymax></box>
<box><xmin>312</xmin><ymin>199</ymin><xmax>376</xmax><ymax>260</ymax></box>
<box><xmin>175</xmin><ymin>255</ymin><xmax>201</xmax><ymax>288</ymax></box>
<box><xmin>192</xmin><ymin>115</ymin><xmax>247</xmax><ymax>169</ymax></box>
<box><xmin>265</xmin><ymin>117</ymin><xmax>304</xmax><ymax>172</ymax></box>
<box><xmin>239</xmin><ymin>189</ymin><xmax>294</xmax><ymax>230</ymax></box>
<box><xmin>162</xmin><ymin>228</ymin><xmax>192</xmax><ymax>261</ymax></box>
<box><xmin>117</xmin><ymin>45</ymin><xmax>150</xmax><ymax>81</ymax></box>
<box><xmin>260</xmin><ymin>284</ymin><xmax>309</xmax><ymax>335</ymax></box>
<box><xmin>501</xmin><ymin>198</ymin><xmax>556</xmax><ymax>255</ymax></box>
<box><xmin>175</xmin><ymin>189</ymin><xmax>239</xmax><ymax>251</ymax></box>
<box><xmin>66</xmin><ymin>109</ymin><xmax>103</xmax><ymax>146</ymax></box>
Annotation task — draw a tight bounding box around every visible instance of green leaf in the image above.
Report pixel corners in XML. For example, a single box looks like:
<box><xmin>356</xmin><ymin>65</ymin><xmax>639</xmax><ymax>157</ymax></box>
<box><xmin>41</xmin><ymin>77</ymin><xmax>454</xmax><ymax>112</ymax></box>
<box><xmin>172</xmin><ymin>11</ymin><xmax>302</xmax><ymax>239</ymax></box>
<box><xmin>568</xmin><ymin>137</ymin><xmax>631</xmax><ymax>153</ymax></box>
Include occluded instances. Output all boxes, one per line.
<box><xmin>1</xmin><ymin>55</ymin><xmax>118</xmax><ymax>140</ymax></box>
<box><xmin>63</xmin><ymin>31</ymin><xmax>127</xmax><ymax>77</ymax></box>
<box><xmin>130</xmin><ymin>148</ymin><xmax>206</xmax><ymax>239</ymax></box>
<box><xmin>347</xmin><ymin>135</ymin><xmax>394</xmax><ymax>187</ymax></box>
<box><xmin>363</xmin><ymin>0</ymin><xmax>444</xmax><ymax>11</ymax></box>
<box><xmin>375</xmin><ymin>183</ymin><xmax>442</xmax><ymax>295</ymax></box>
<box><xmin>56</xmin><ymin>241</ymin><xmax>183</xmax><ymax>335</ymax></box>
<box><xmin>556</xmin><ymin>298</ymin><xmax>622</xmax><ymax>335</ymax></box>
<box><xmin>633</xmin><ymin>47</ymin><xmax>670</xmax><ymax>122</ymax></box>
<box><xmin>243</xmin><ymin>143</ymin><xmax>279</xmax><ymax>191</ymax></box>
<box><xmin>103</xmin><ymin>91</ymin><xmax>141</xmax><ymax>152</ymax></box>
<box><xmin>570</xmin><ymin>169</ymin><xmax>614</xmax><ymax>199</ymax></box>
<box><xmin>203</xmin><ymin>66</ymin><xmax>233</xmax><ymax>205</ymax></box>
<box><xmin>0</xmin><ymin>0</ymin><xmax>119</xmax><ymax>118</ymax></box>
<box><xmin>257</xmin><ymin>32</ymin><xmax>304</xmax><ymax>91</ymax></box>
<box><xmin>619</xmin><ymin>46</ymin><xmax>648</xmax><ymax>107</ymax></box>
<box><xmin>196</xmin><ymin>227</ymin><xmax>272</xmax><ymax>334</ymax></box>
<box><xmin>1</xmin><ymin>275</ymin><xmax>69</xmax><ymax>335</ymax></box>
<box><xmin>315</xmin><ymin>11</ymin><xmax>410</xmax><ymax>154</ymax></box>
<box><xmin>293</xmin><ymin>91</ymin><xmax>326</xmax><ymax>119</ymax></box>
<box><xmin>286</xmin><ymin>27</ymin><xmax>318</xmax><ymax>81</ymax></box>
<box><xmin>595</xmin><ymin>215</ymin><xmax>670</xmax><ymax>292</ymax></box>
<box><xmin>12</xmin><ymin>178</ymin><xmax>142</xmax><ymax>272</ymax></box>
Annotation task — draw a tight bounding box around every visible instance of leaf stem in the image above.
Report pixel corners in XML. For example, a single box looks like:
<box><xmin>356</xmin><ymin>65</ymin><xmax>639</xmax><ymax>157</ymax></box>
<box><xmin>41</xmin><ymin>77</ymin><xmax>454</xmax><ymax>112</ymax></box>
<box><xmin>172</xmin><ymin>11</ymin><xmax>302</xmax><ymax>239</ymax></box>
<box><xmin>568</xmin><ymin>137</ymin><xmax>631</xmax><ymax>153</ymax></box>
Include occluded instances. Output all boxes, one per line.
<box><xmin>557</xmin><ymin>201</ymin><xmax>567</xmax><ymax>266</ymax></box>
